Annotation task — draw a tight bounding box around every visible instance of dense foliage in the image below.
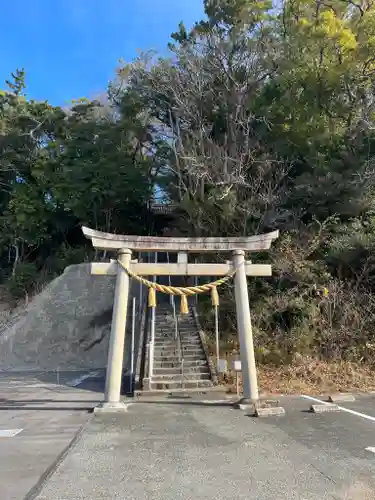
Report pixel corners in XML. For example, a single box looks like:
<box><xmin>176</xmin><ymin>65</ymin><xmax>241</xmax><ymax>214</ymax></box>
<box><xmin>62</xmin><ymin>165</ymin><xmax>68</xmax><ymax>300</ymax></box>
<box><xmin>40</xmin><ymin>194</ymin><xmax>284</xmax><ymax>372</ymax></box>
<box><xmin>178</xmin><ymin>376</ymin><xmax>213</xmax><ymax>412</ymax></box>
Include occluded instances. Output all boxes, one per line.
<box><xmin>0</xmin><ymin>69</ymin><xmax>159</xmax><ymax>296</ymax></box>
<box><xmin>3</xmin><ymin>0</ymin><xmax>375</xmax><ymax>364</ymax></box>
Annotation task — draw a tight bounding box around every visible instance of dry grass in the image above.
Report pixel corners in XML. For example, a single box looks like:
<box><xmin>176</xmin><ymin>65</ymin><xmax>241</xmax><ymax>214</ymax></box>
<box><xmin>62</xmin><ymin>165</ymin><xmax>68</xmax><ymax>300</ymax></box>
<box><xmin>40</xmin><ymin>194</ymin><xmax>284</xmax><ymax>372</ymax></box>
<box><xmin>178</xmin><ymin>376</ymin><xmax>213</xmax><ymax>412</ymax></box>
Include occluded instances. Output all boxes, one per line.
<box><xmin>219</xmin><ymin>357</ymin><xmax>375</xmax><ymax>396</ymax></box>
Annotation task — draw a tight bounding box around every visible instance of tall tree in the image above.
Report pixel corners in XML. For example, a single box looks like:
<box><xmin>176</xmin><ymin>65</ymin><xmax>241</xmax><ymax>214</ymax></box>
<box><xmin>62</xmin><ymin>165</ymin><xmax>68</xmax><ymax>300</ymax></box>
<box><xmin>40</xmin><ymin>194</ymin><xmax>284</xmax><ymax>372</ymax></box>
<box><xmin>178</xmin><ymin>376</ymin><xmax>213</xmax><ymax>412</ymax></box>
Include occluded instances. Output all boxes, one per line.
<box><xmin>0</xmin><ymin>70</ymin><xmax>157</xmax><ymax>295</ymax></box>
<box><xmin>114</xmin><ymin>0</ymin><xmax>375</xmax><ymax>362</ymax></box>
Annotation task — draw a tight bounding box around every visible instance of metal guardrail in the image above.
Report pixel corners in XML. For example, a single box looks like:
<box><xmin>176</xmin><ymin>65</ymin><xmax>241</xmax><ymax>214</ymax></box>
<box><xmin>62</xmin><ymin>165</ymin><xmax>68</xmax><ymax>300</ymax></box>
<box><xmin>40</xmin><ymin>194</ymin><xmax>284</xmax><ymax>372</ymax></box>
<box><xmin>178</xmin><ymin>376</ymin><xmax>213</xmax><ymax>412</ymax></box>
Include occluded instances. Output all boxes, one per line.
<box><xmin>167</xmin><ymin>252</ymin><xmax>185</xmax><ymax>390</ymax></box>
<box><xmin>134</xmin><ymin>280</ymin><xmax>149</xmax><ymax>391</ymax></box>
<box><xmin>174</xmin><ymin>307</ymin><xmax>185</xmax><ymax>391</ymax></box>
<box><xmin>148</xmin><ymin>252</ymin><xmax>158</xmax><ymax>380</ymax></box>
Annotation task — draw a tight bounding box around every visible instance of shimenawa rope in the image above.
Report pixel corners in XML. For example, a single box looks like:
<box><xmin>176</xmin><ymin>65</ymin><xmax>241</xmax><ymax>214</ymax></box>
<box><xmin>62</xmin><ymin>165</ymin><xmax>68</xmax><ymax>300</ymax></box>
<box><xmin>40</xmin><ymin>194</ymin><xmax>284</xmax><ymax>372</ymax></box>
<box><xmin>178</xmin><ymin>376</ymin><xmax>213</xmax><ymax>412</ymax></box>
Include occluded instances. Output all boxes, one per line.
<box><xmin>117</xmin><ymin>259</ymin><xmax>236</xmax><ymax>314</ymax></box>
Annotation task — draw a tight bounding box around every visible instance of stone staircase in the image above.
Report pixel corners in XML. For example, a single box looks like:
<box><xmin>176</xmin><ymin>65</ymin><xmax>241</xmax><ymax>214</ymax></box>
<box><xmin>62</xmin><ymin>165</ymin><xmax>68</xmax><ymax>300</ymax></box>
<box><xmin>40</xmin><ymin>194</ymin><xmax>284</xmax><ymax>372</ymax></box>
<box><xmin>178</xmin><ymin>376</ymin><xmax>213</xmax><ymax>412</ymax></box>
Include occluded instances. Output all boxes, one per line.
<box><xmin>148</xmin><ymin>305</ymin><xmax>214</xmax><ymax>391</ymax></box>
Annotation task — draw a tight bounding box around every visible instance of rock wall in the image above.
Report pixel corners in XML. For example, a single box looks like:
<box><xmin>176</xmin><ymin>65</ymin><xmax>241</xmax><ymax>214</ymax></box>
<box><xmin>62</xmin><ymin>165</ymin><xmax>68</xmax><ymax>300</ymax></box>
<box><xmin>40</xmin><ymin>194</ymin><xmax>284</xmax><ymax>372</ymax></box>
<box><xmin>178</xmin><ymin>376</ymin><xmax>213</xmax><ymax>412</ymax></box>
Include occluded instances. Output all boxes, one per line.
<box><xmin>0</xmin><ymin>264</ymin><xmax>123</xmax><ymax>370</ymax></box>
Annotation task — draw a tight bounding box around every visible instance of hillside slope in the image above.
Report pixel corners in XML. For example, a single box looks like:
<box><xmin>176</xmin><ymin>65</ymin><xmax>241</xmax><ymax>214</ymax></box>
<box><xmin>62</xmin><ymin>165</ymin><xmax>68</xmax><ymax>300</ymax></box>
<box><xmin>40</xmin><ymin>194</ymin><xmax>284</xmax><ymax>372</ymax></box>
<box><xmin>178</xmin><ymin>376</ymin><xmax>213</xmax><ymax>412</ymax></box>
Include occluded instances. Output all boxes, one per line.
<box><xmin>0</xmin><ymin>264</ymin><xmax>117</xmax><ymax>370</ymax></box>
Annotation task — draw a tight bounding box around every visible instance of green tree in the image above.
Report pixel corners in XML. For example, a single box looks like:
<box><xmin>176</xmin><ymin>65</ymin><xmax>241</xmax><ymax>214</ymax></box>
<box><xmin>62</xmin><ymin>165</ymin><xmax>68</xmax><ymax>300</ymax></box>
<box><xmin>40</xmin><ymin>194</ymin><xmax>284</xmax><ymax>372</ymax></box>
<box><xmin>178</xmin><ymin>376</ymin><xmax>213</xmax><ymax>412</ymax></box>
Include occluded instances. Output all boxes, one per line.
<box><xmin>0</xmin><ymin>70</ymin><xmax>157</xmax><ymax>295</ymax></box>
<box><xmin>117</xmin><ymin>0</ymin><xmax>375</xmax><ymax>363</ymax></box>
<box><xmin>48</xmin><ymin>98</ymin><xmax>153</xmax><ymax>236</ymax></box>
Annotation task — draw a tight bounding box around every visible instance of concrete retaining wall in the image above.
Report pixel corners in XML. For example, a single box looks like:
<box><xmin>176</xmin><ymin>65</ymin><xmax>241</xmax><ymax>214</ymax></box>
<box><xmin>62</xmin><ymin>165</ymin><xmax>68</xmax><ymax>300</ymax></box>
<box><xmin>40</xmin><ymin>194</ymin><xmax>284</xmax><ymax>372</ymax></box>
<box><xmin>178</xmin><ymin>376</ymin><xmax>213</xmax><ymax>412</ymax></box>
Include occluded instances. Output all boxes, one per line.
<box><xmin>0</xmin><ymin>264</ymin><xmax>131</xmax><ymax>371</ymax></box>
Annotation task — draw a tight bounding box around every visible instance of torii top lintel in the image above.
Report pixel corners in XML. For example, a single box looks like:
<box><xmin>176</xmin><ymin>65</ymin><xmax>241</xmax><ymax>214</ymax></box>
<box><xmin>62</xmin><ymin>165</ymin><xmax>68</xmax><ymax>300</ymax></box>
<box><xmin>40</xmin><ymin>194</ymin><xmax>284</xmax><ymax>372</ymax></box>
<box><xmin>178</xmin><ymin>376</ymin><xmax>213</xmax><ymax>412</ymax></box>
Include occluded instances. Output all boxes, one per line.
<box><xmin>81</xmin><ymin>226</ymin><xmax>279</xmax><ymax>253</ymax></box>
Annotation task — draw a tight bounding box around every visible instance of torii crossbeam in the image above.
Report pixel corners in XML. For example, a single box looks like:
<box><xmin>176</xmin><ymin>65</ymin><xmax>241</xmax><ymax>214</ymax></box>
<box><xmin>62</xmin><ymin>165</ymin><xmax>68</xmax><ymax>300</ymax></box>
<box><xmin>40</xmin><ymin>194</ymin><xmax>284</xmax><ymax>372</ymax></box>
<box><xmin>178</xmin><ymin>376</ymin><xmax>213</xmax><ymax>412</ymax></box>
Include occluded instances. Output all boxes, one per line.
<box><xmin>82</xmin><ymin>226</ymin><xmax>279</xmax><ymax>411</ymax></box>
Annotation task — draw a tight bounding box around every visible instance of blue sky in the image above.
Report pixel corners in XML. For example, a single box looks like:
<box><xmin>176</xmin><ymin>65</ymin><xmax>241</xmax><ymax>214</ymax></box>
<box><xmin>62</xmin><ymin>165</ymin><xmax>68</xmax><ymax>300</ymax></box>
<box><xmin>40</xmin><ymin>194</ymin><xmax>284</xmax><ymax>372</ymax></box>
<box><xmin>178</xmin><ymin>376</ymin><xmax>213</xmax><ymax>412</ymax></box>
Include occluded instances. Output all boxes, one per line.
<box><xmin>0</xmin><ymin>0</ymin><xmax>204</xmax><ymax>105</ymax></box>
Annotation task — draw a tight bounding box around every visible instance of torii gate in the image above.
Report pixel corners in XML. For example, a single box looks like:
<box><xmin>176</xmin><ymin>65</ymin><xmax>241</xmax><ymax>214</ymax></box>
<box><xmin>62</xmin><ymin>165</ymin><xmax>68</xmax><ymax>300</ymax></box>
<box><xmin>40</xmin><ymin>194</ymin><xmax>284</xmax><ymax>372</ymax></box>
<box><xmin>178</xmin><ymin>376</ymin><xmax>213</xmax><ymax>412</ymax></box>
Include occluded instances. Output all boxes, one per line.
<box><xmin>82</xmin><ymin>226</ymin><xmax>279</xmax><ymax>412</ymax></box>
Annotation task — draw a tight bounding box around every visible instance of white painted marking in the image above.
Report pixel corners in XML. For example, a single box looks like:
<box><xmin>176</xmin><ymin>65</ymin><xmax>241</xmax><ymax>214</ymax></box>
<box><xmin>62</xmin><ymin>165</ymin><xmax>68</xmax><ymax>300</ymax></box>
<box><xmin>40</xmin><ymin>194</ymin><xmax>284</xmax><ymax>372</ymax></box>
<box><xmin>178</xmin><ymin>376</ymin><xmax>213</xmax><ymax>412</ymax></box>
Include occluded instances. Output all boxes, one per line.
<box><xmin>365</xmin><ymin>447</ymin><xmax>375</xmax><ymax>454</ymax></box>
<box><xmin>0</xmin><ymin>429</ymin><xmax>23</xmax><ymax>437</ymax></box>
<box><xmin>302</xmin><ymin>395</ymin><xmax>375</xmax><ymax>423</ymax></box>
<box><xmin>67</xmin><ymin>371</ymin><xmax>100</xmax><ymax>387</ymax></box>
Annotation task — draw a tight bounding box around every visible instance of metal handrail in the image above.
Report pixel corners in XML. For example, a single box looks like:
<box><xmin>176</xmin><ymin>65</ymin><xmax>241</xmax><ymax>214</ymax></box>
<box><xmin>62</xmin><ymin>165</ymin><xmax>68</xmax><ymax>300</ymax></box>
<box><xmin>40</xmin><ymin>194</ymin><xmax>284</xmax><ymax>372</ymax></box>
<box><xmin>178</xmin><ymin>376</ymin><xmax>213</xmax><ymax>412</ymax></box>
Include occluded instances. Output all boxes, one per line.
<box><xmin>137</xmin><ymin>283</ymin><xmax>150</xmax><ymax>390</ymax></box>
<box><xmin>175</xmin><ymin>312</ymin><xmax>185</xmax><ymax>391</ymax></box>
<box><xmin>148</xmin><ymin>251</ymin><xmax>157</xmax><ymax>380</ymax></box>
<box><xmin>167</xmin><ymin>252</ymin><xmax>185</xmax><ymax>390</ymax></box>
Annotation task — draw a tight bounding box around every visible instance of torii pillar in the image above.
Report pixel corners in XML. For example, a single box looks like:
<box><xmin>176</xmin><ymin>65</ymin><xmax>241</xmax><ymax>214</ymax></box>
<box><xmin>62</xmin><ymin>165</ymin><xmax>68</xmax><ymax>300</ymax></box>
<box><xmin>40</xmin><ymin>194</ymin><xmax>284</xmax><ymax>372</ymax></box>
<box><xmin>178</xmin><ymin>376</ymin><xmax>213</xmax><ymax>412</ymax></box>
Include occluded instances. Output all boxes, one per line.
<box><xmin>105</xmin><ymin>248</ymin><xmax>132</xmax><ymax>406</ymax></box>
<box><xmin>82</xmin><ymin>227</ymin><xmax>279</xmax><ymax>411</ymax></box>
<box><xmin>233</xmin><ymin>250</ymin><xmax>258</xmax><ymax>401</ymax></box>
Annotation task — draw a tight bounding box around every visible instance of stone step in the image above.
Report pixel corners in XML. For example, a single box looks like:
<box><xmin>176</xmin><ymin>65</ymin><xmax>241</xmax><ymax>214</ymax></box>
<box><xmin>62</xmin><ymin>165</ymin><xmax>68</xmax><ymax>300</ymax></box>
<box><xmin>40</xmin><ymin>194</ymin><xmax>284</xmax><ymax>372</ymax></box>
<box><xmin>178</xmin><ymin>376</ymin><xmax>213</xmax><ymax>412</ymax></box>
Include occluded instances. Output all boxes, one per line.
<box><xmin>154</xmin><ymin>347</ymin><xmax>203</xmax><ymax>354</ymax></box>
<box><xmin>155</xmin><ymin>347</ymin><xmax>203</xmax><ymax>354</ymax></box>
<box><xmin>155</xmin><ymin>354</ymin><xmax>203</xmax><ymax>361</ymax></box>
<box><xmin>153</xmin><ymin>339</ymin><xmax>201</xmax><ymax>345</ymax></box>
<box><xmin>137</xmin><ymin>385</ymin><xmax>225</xmax><ymax>396</ymax></box>
<box><xmin>154</xmin><ymin>318</ymin><xmax>194</xmax><ymax>321</ymax></box>
<box><xmin>154</xmin><ymin>333</ymin><xmax>200</xmax><ymax>339</ymax></box>
<box><xmin>154</xmin><ymin>328</ymin><xmax>196</xmax><ymax>332</ymax></box>
<box><xmin>154</xmin><ymin>326</ymin><xmax>196</xmax><ymax>331</ymax></box>
<box><xmin>150</xmin><ymin>373</ymin><xmax>211</xmax><ymax>382</ymax></box>
<box><xmin>155</xmin><ymin>319</ymin><xmax>194</xmax><ymax>322</ymax></box>
<box><xmin>171</xmin><ymin>327</ymin><xmax>196</xmax><ymax>331</ymax></box>
<box><xmin>154</xmin><ymin>365</ymin><xmax>211</xmax><ymax>378</ymax></box>
<box><xmin>179</xmin><ymin>338</ymin><xmax>202</xmax><ymax>342</ymax></box>
<box><xmin>154</xmin><ymin>330</ymin><xmax>197</xmax><ymax>336</ymax></box>
<box><xmin>155</xmin><ymin>314</ymin><xmax>194</xmax><ymax>319</ymax></box>
<box><xmin>154</xmin><ymin>329</ymin><xmax>197</xmax><ymax>333</ymax></box>
<box><xmin>155</xmin><ymin>338</ymin><xmax>201</xmax><ymax>346</ymax></box>
<box><xmin>153</xmin><ymin>366</ymin><xmax>210</xmax><ymax>375</ymax></box>
<box><xmin>157</xmin><ymin>320</ymin><xmax>195</xmax><ymax>324</ymax></box>
<box><xmin>155</xmin><ymin>320</ymin><xmax>195</xmax><ymax>325</ymax></box>
<box><xmin>154</xmin><ymin>359</ymin><xmax>208</xmax><ymax>368</ymax></box>
<box><xmin>154</xmin><ymin>346</ymin><xmax>204</xmax><ymax>357</ymax></box>
<box><xmin>154</xmin><ymin>336</ymin><xmax>201</xmax><ymax>342</ymax></box>
<box><xmin>154</xmin><ymin>360</ymin><xmax>206</xmax><ymax>368</ymax></box>
<box><xmin>153</xmin><ymin>341</ymin><xmax>202</xmax><ymax>348</ymax></box>
<box><xmin>153</xmin><ymin>334</ymin><xmax>200</xmax><ymax>339</ymax></box>
<box><xmin>155</xmin><ymin>354</ymin><xmax>206</xmax><ymax>362</ymax></box>
<box><xmin>154</xmin><ymin>347</ymin><xmax>202</xmax><ymax>353</ymax></box>
<box><xmin>150</xmin><ymin>380</ymin><xmax>214</xmax><ymax>390</ymax></box>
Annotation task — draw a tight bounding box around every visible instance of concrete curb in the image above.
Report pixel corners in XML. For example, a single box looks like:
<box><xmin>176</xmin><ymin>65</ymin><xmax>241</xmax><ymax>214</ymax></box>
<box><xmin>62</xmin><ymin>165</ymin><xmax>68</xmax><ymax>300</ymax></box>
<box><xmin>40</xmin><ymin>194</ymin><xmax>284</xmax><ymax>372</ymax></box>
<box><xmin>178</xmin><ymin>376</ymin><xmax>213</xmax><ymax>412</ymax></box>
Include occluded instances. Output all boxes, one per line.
<box><xmin>328</xmin><ymin>393</ymin><xmax>355</xmax><ymax>403</ymax></box>
<box><xmin>93</xmin><ymin>402</ymin><xmax>132</xmax><ymax>414</ymax></box>
<box><xmin>235</xmin><ymin>398</ymin><xmax>285</xmax><ymax>417</ymax></box>
<box><xmin>310</xmin><ymin>403</ymin><xmax>340</xmax><ymax>413</ymax></box>
<box><xmin>255</xmin><ymin>407</ymin><xmax>286</xmax><ymax>417</ymax></box>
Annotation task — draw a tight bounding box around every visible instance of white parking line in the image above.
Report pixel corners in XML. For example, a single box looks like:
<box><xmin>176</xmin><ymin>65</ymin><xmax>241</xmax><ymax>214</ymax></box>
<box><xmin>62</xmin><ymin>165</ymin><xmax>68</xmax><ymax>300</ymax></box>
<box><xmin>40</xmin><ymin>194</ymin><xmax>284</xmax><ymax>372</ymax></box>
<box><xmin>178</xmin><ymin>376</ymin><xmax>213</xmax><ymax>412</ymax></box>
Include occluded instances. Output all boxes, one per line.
<box><xmin>301</xmin><ymin>395</ymin><xmax>375</xmax><ymax>423</ymax></box>
<box><xmin>0</xmin><ymin>429</ymin><xmax>23</xmax><ymax>437</ymax></box>
<box><xmin>67</xmin><ymin>371</ymin><xmax>100</xmax><ymax>387</ymax></box>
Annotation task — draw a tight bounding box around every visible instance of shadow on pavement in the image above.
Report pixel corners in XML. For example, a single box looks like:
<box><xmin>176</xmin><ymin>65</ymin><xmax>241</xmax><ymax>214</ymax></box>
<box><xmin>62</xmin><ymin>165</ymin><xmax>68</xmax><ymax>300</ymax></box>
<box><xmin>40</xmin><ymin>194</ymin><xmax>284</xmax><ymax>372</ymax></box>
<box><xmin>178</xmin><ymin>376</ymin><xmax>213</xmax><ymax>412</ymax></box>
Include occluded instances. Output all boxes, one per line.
<box><xmin>0</xmin><ymin>406</ymin><xmax>94</xmax><ymax>411</ymax></box>
<box><xmin>35</xmin><ymin>371</ymin><xmax>106</xmax><ymax>393</ymax></box>
<box><xmin>0</xmin><ymin>399</ymin><xmax>100</xmax><ymax>404</ymax></box>
<box><xmin>33</xmin><ymin>370</ymin><xmax>134</xmax><ymax>397</ymax></box>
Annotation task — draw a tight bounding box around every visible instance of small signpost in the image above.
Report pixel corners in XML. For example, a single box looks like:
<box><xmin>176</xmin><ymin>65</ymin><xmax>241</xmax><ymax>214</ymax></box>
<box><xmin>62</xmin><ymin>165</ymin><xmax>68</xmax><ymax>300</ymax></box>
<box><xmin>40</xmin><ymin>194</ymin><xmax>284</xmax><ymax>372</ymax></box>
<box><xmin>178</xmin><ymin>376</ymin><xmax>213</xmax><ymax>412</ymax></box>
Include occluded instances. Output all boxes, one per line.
<box><xmin>233</xmin><ymin>360</ymin><xmax>242</xmax><ymax>372</ymax></box>
<box><xmin>233</xmin><ymin>359</ymin><xmax>242</xmax><ymax>396</ymax></box>
<box><xmin>217</xmin><ymin>358</ymin><xmax>228</xmax><ymax>374</ymax></box>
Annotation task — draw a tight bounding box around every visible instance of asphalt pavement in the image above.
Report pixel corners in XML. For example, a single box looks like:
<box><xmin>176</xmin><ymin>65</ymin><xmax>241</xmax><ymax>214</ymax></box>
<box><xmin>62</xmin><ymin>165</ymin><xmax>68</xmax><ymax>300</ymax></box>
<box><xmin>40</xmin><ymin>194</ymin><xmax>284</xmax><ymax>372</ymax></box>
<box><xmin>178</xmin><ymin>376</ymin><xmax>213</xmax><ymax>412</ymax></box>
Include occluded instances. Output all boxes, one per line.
<box><xmin>0</xmin><ymin>370</ymin><xmax>103</xmax><ymax>500</ymax></box>
<box><xmin>3</xmin><ymin>371</ymin><xmax>375</xmax><ymax>499</ymax></box>
<box><xmin>34</xmin><ymin>393</ymin><xmax>375</xmax><ymax>500</ymax></box>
